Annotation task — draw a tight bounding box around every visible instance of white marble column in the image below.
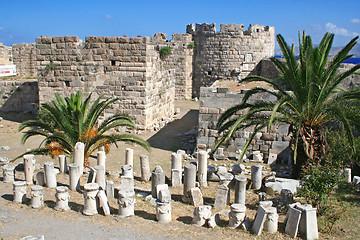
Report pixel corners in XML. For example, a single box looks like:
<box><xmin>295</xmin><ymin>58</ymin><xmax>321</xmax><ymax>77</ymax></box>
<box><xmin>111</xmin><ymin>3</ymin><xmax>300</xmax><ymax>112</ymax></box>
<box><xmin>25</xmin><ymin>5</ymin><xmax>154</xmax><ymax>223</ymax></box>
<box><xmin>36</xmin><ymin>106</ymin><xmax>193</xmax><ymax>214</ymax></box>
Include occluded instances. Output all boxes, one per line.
<box><xmin>228</xmin><ymin>203</ymin><xmax>246</xmax><ymax>228</ymax></box>
<box><xmin>73</xmin><ymin>142</ymin><xmax>85</xmax><ymax>175</ymax></box>
<box><xmin>58</xmin><ymin>155</ymin><xmax>67</xmax><ymax>173</ymax></box>
<box><xmin>94</xmin><ymin>165</ymin><xmax>106</xmax><ymax>190</ymax></box>
<box><xmin>140</xmin><ymin>155</ymin><xmax>151</xmax><ymax>181</ymax></box>
<box><xmin>30</xmin><ymin>185</ymin><xmax>44</xmax><ymax>209</ymax></box>
<box><xmin>68</xmin><ymin>163</ymin><xmax>80</xmax><ymax>191</ymax></box>
<box><xmin>83</xmin><ymin>183</ymin><xmax>99</xmax><ymax>215</ymax></box>
<box><xmin>183</xmin><ymin>164</ymin><xmax>196</xmax><ymax>200</ymax></box>
<box><xmin>151</xmin><ymin>166</ymin><xmax>165</xmax><ymax>198</ymax></box>
<box><xmin>44</xmin><ymin>161</ymin><xmax>57</xmax><ymax>188</ymax></box>
<box><xmin>23</xmin><ymin>154</ymin><xmax>35</xmax><ymax>185</ymax></box>
<box><xmin>55</xmin><ymin>186</ymin><xmax>70</xmax><ymax>211</ymax></box>
<box><xmin>235</xmin><ymin>175</ymin><xmax>247</xmax><ymax>204</ymax></box>
<box><xmin>3</xmin><ymin>165</ymin><xmax>15</xmax><ymax>183</ymax></box>
<box><xmin>197</xmin><ymin>150</ymin><xmax>208</xmax><ymax>187</ymax></box>
<box><xmin>118</xmin><ymin>191</ymin><xmax>136</xmax><ymax>218</ymax></box>
<box><xmin>13</xmin><ymin>181</ymin><xmax>27</xmax><ymax>203</ymax></box>
<box><xmin>125</xmin><ymin>148</ymin><xmax>134</xmax><ymax>166</ymax></box>
<box><xmin>251</xmin><ymin>165</ymin><xmax>262</xmax><ymax>190</ymax></box>
<box><xmin>97</xmin><ymin>151</ymin><xmax>106</xmax><ymax>169</ymax></box>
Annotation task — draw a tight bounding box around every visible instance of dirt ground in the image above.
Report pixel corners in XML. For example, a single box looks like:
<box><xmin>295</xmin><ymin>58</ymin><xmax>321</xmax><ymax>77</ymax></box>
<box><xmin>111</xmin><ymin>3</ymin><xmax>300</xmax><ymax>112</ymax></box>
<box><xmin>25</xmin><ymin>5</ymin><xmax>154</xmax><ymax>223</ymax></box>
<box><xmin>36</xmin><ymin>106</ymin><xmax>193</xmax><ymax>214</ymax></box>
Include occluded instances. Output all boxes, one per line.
<box><xmin>0</xmin><ymin>100</ymin><xmax>295</xmax><ymax>240</ymax></box>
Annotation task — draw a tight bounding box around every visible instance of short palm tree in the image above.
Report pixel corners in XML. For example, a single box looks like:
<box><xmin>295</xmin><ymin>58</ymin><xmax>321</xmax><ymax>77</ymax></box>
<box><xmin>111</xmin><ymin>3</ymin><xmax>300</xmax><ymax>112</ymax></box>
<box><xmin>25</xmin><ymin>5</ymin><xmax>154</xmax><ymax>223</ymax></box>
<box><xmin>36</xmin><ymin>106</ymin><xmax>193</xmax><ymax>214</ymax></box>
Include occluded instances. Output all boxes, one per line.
<box><xmin>215</xmin><ymin>32</ymin><xmax>360</xmax><ymax>178</ymax></box>
<box><xmin>15</xmin><ymin>91</ymin><xmax>150</xmax><ymax>165</ymax></box>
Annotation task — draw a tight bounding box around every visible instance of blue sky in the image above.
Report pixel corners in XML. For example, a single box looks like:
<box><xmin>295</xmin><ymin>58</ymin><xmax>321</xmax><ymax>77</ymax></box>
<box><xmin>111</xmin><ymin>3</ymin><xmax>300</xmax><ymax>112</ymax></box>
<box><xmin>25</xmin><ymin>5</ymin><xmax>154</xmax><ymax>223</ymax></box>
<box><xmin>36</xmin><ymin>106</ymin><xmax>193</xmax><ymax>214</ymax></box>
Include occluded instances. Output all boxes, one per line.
<box><xmin>0</xmin><ymin>0</ymin><xmax>359</xmax><ymax>48</ymax></box>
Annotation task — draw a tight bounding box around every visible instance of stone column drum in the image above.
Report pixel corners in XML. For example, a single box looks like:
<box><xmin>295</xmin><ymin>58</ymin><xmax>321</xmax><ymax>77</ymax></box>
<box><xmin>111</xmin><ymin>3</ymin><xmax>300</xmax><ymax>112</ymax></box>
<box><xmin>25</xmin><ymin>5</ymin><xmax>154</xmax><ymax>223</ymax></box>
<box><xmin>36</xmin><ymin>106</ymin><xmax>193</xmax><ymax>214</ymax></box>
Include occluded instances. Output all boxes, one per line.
<box><xmin>83</xmin><ymin>183</ymin><xmax>99</xmax><ymax>215</ymax></box>
<box><xmin>58</xmin><ymin>155</ymin><xmax>67</xmax><ymax>173</ymax></box>
<box><xmin>264</xmin><ymin>207</ymin><xmax>279</xmax><ymax>234</ymax></box>
<box><xmin>30</xmin><ymin>185</ymin><xmax>44</xmax><ymax>209</ymax></box>
<box><xmin>68</xmin><ymin>163</ymin><xmax>80</xmax><ymax>191</ymax></box>
<box><xmin>197</xmin><ymin>150</ymin><xmax>208</xmax><ymax>187</ymax></box>
<box><xmin>94</xmin><ymin>165</ymin><xmax>106</xmax><ymax>190</ymax></box>
<box><xmin>125</xmin><ymin>148</ymin><xmax>134</xmax><ymax>166</ymax></box>
<box><xmin>97</xmin><ymin>150</ymin><xmax>106</xmax><ymax>169</ymax></box>
<box><xmin>344</xmin><ymin>168</ymin><xmax>352</xmax><ymax>183</ymax></box>
<box><xmin>183</xmin><ymin>164</ymin><xmax>196</xmax><ymax>199</ymax></box>
<box><xmin>192</xmin><ymin>205</ymin><xmax>212</xmax><ymax>226</ymax></box>
<box><xmin>55</xmin><ymin>186</ymin><xmax>70</xmax><ymax>211</ymax></box>
<box><xmin>3</xmin><ymin>165</ymin><xmax>15</xmax><ymax>183</ymax></box>
<box><xmin>171</xmin><ymin>152</ymin><xmax>182</xmax><ymax>187</ymax></box>
<box><xmin>118</xmin><ymin>191</ymin><xmax>136</xmax><ymax>218</ymax></box>
<box><xmin>140</xmin><ymin>155</ymin><xmax>151</xmax><ymax>181</ymax></box>
<box><xmin>23</xmin><ymin>154</ymin><xmax>36</xmax><ymax>185</ymax></box>
<box><xmin>13</xmin><ymin>181</ymin><xmax>27</xmax><ymax>203</ymax></box>
<box><xmin>121</xmin><ymin>165</ymin><xmax>133</xmax><ymax>178</ymax></box>
<box><xmin>251</xmin><ymin>165</ymin><xmax>263</xmax><ymax>190</ymax></box>
<box><xmin>229</xmin><ymin>204</ymin><xmax>246</xmax><ymax>228</ymax></box>
<box><xmin>44</xmin><ymin>161</ymin><xmax>57</xmax><ymax>188</ymax></box>
<box><xmin>235</xmin><ymin>175</ymin><xmax>247</xmax><ymax>204</ymax></box>
<box><xmin>151</xmin><ymin>165</ymin><xmax>165</xmax><ymax>198</ymax></box>
<box><xmin>156</xmin><ymin>200</ymin><xmax>172</xmax><ymax>223</ymax></box>
<box><xmin>73</xmin><ymin>142</ymin><xmax>85</xmax><ymax>175</ymax></box>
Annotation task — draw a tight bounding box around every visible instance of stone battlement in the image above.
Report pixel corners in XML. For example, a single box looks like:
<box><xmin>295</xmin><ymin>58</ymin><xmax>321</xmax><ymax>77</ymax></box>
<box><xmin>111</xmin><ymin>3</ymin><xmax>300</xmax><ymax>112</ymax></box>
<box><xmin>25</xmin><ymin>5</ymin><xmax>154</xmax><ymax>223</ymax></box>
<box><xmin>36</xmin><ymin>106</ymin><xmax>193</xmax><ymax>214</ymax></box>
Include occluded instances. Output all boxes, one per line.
<box><xmin>187</xmin><ymin>23</ymin><xmax>275</xmax><ymax>36</ymax></box>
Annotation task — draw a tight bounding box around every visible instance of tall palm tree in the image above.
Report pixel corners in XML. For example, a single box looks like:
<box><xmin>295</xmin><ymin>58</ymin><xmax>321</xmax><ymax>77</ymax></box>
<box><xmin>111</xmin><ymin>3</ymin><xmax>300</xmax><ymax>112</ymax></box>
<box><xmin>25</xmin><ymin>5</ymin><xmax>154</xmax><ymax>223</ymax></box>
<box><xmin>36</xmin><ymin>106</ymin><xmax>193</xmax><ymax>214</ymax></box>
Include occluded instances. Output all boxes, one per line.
<box><xmin>15</xmin><ymin>91</ymin><xmax>150</xmax><ymax>165</ymax></box>
<box><xmin>215</xmin><ymin>32</ymin><xmax>360</xmax><ymax>178</ymax></box>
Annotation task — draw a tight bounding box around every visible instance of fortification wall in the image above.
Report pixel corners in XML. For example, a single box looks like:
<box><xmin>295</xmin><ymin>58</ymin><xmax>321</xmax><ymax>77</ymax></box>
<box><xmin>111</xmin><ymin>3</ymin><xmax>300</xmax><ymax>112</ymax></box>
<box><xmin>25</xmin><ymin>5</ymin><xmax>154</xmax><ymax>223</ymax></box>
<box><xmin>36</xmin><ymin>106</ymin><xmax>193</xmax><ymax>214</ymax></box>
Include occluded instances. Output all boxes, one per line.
<box><xmin>151</xmin><ymin>33</ymin><xmax>194</xmax><ymax>100</ymax></box>
<box><xmin>0</xmin><ymin>43</ymin><xmax>12</xmax><ymax>65</ymax></box>
<box><xmin>187</xmin><ymin>23</ymin><xmax>275</xmax><ymax>97</ymax></box>
<box><xmin>36</xmin><ymin>36</ymin><xmax>175</xmax><ymax>130</ymax></box>
<box><xmin>197</xmin><ymin>84</ymin><xmax>290</xmax><ymax>164</ymax></box>
<box><xmin>12</xmin><ymin>43</ymin><xmax>37</xmax><ymax>77</ymax></box>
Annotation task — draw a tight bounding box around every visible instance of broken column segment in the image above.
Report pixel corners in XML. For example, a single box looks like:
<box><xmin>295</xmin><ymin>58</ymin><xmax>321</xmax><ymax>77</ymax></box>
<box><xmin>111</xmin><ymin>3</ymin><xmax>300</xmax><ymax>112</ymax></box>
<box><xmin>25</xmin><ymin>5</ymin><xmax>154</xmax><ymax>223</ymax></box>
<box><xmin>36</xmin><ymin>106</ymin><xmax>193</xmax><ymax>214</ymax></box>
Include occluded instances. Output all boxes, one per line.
<box><xmin>151</xmin><ymin>165</ymin><xmax>165</xmax><ymax>198</ymax></box>
<box><xmin>13</xmin><ymin>181</ymin><xmax>27</xmax><ymax>203</ymax></box>
<box><xmin>94</xmin><ymin>165</ymin><xmax>106</xmax><ymax>190</ymax></box>
<box><xmin>156</xmin><ymin>188</ymin><xmax>172</xmax><ymax>223</ymax></box>
<box><xmin>171</xmin><ymin>152</ymin><xmax>182</xmax><ymax>187</ymax></box>
<box><xmin>228</xmin><ymin>203</ymin><xmax>246</xmax><ymax>228</ymax></box>
<box><xmin>197</xmin><ymin>150</ymin><xmax>208</xmax><ymax>187</ymax></box>
<box><xmin>97</xmin><ymin>150</ymin><xmax>106</xmax><ymax>169</ymax></box>
<box><xmin>214</xmin><ymin>172</ymin><xmax>233</xmax><ymax>209</ymax></box>
<box><xmin>55</xmin><ymin>186</ymin><xmax>70</xmax><ymax>211</ymax></box>
<box><xmin>192</xmin><ymin>205</ymin><xmax>212</xmax><ymax>226</ymax></box>
<box><xmin>73</xmin><ymin>142</ymin><xmax>85</xmax><ymax>175</ymax></box>
<box><xmin>251</xmin><ymin>165</ymin><xmax>262</xmax><ymax>190</ymax></box>
<box><xmin>234</xmin><ymin>175</ymin><xmax>247</xmax><ymax>204</ymax></box>
<box><xmin>58</xmin><ymin>155</ymin><xmax>67</xmax><ymax>173</ymax></box>
<box><xmin>183</xmin><ymin>163</ymin><xmax>196</xmax><ymax>202</ymax></box>
<box><xmin>140</xmin><ymin>155</ymin><xmax>151</xmax><ymax>181</ymax></box>
<box><xmin>125</xmin><ymin>148</ymin><xmax>134</xmax><ymax>166</ymax></box>
<box><xmin>118</xmin><ymin>191</ymin><xmax>136</xmax><ymax>218</ymax></box>
<box><xmin>68</xmin><ymin>163</ymin><xmax>80</xmax><ymax>191</ymax></box>
<box><xmin>23</xmin><ymin>154</ymin><xmax>35</xmax><ymax>185</ymax></box>
<box><xmin>44</xmin><ymin>161</ymin><xmax>57</xmax><ymax>188</ymax></box>
<box><xmin>3</xmin><ymin>165</ymin><xmax>15</xmax><ymax>183</ymax></box>
<box><xmin>30</xmin><ymin>185</ymin><xmax>44</xmax><ymax>209</ymax></box>
<box><xmin>83</xmin><ymin>183</ymin><xmax>99</xmax><ymax>216</ymax></box>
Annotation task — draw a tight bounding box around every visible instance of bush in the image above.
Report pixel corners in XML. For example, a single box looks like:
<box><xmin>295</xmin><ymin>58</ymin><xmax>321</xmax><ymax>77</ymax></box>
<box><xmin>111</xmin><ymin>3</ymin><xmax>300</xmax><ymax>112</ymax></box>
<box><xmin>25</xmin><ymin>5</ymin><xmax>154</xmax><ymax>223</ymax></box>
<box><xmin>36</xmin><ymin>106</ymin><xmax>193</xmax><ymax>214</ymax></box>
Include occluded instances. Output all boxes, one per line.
<box><xmin>187</xmin><ymin>42</ymin><xmax>195</xmax><ymax>49</ymax></box>
<box><xmin>159</xmin><ymin>46</ymin><xmax>172</xmax><ymax>57</ymax></box>
<box><xmin>298</xmin><ymin>162</ymin><xmax>344</xmax><ymax>214</ymax></box>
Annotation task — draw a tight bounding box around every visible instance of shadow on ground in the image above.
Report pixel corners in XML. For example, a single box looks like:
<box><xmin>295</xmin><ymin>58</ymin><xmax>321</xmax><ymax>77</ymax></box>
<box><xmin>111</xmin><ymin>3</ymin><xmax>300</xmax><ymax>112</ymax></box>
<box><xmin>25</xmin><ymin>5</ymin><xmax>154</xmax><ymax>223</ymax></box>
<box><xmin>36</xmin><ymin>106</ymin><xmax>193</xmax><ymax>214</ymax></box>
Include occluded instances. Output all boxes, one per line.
<box><xmin>147</xmin><ymin>110</ymin><xmax>199</xmax><ymax>152</ymax></box>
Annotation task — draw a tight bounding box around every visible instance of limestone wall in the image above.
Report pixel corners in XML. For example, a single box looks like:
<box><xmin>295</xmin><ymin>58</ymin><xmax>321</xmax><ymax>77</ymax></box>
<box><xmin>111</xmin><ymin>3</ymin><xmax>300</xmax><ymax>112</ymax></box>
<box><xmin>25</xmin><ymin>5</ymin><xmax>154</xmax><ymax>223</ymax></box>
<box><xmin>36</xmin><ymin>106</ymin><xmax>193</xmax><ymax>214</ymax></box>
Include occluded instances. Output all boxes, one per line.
<box><xmin>152</xmin><ymin>33</ymin><xmax>194</xmax><ymax>100</ymax></box>
<box><xmin>12</xmin><ymin>43</ymin><xmax>37</xmax><ymax>77</ymax></box>
<box><xmin>0</xmin><ymin>81</ymin><xmax>38</xmax><ymax>113</ymax></box>
<box><xmin>197</xmin><ymin>84</ymin><xmax>290</xmax><ymax>164</ymax></box>
<box><xmin>0</xmin><ymin>43</ymin><xmax>12</xmax><ymax>65</ymax></box>
<box><xmin>187</xmin><ymin>23</ymin><xmax>275</xmax><ymax>97</ymax></box>
<box><xmin>36</xmin><ymin>36</ymin><xmax>174</xmax><ymax>130</ymax></box>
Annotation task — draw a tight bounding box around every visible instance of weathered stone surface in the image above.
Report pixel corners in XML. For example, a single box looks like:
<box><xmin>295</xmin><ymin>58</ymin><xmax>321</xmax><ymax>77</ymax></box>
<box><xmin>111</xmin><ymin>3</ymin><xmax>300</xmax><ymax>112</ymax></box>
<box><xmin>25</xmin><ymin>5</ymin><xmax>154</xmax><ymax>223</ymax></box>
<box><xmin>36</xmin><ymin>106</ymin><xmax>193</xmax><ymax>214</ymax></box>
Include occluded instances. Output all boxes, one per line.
<box><xmin>265</xmin><ymin>177</ymin><xmax>300</xmax><ymax>194</ymax></box>
<box><xmin>285</xmin><ymin>206</ymin><xmax>302</xmax><ymax>238</ymax></box>
<box><xmin>190</xmin><ymin>187</ymin><xmax>203</xmax><ymax>206</ymax></box>
<box><xmin>252</xmin><ymin>206</ymin><xmax>267</xmax><ymax>236</ymax></box>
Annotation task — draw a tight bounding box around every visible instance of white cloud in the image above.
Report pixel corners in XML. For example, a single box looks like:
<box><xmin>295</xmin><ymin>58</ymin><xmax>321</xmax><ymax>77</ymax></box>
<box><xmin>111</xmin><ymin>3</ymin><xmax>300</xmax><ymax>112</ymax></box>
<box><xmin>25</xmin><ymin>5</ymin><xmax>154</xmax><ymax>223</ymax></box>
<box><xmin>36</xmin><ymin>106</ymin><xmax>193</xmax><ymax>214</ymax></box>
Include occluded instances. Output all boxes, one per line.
<box><xmin>104</xmin><ymin>14</ymin><xmax>113</xmax><ymax>19</ymax></box>
<box><xmin>325</xmin><ymin>22</ymin><xmax>359</xmax><ymax>37</ymax></box>
<box><xmin>0</xmin><ymin>27</ymin><xmax>4</xmax><ymax>31</ymax></box>
<box><xmin>350</xmin><ymin>18</ymin><xmax>360</xmax><ymax>24</ymax></box>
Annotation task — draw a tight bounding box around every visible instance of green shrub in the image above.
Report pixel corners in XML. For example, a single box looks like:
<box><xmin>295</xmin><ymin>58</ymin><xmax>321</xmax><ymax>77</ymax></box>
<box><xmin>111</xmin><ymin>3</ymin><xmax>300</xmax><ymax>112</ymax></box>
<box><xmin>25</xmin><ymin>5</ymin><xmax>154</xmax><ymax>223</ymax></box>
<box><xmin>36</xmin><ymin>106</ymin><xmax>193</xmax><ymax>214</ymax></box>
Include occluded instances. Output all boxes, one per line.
<box><xmin>187</xmin><ymin>42</ymin><xmax>195</xmax><ymax>49</ymax></box>
<box><xmin>298</xmin><ymin>162</ymin><xmax>344</xmax><ymax>214</ymax></box>
<box><xmin>159</xmin><ymin>46</ymin><xmax>172</xmax><ymax>57</ymax></box>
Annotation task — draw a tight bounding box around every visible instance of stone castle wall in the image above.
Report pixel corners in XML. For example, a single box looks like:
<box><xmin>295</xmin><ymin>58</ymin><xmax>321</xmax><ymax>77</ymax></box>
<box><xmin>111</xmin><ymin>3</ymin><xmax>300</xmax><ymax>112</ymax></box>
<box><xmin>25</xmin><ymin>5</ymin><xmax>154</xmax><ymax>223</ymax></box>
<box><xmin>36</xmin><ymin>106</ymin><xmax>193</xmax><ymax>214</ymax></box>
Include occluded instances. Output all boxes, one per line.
<box><xmin>0</xmin><ymin>43</ymin><xmax>12</xmax><ymax>65</ymax></box>
<box><xmin>187</xmin><ymin>23</ymin><xmax>275</xmax><ymax>97</ymax></box>
<box><xmin>36</xmin><ymin>36</ymin><xmax>174</xmax><ymax>130</ymax></box>
<box><xmin>12</xmin><ymin>43</ymin><xmax>37</xmax><ymax>77</ymax></box>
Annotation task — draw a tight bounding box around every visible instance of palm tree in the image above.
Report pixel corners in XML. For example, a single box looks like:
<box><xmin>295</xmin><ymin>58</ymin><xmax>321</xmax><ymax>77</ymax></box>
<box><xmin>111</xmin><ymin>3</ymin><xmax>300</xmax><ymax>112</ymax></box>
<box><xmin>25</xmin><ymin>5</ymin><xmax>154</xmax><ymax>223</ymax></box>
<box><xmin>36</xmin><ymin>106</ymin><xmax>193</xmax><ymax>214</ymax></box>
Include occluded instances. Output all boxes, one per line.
<box><xmin>214</xmin><ymin>32</ymin><xmax>360</xmax><ymax>178</ymax></box>
<box><xmin>15</xmin><ymin>91</ymin><xmax>150</xmax><ymax>165</ymax></box>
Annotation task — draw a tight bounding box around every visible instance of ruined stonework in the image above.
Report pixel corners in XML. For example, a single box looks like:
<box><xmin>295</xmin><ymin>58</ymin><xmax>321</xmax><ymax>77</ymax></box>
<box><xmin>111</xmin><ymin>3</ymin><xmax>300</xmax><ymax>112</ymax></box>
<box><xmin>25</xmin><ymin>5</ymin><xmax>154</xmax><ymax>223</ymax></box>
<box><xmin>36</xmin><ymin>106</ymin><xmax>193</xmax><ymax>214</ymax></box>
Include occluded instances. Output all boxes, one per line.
<box><xmin>35</xmin><ymin>36</ymin><xmax>174</xmax><ymax>130</ymax></box>
<box><xmin>198</xmin><ymin>82</ymin><xmax>290</xmax><ymax>163</ymax></box>
<box><xmin>151</xmin><ymin>33</ymin><xmax>194</xmax><ymax>100</ymax></box>
<box><xmin>12</xmin><ymin>43</ymin><xmax>37</xmax><ymax>77</ymax></box>
<box><xmin>0</xmin><ymin>81</ymin><xmax>38</xmax><ymax>113</ymax></box>
<box><xmin>0</xmin><ymin>43</ymin><xmax>12</xmax><ymax>65</ymax></box>
<box><xmin>187</xmin><ymin>23</ymin><xmax>275</xmax><ymax>97</ymax></box>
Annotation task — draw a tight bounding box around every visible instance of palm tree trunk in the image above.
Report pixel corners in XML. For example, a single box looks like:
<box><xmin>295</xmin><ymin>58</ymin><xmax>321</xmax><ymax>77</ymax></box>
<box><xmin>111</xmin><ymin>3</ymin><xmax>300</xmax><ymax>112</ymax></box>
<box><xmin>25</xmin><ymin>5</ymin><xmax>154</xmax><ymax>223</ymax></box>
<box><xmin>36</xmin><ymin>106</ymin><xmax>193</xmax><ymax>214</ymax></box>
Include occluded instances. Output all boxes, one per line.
<box><xmin>291</xmin><ymin>125</ymin><xmax>327</xmax><ymax>178</ymax></box>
